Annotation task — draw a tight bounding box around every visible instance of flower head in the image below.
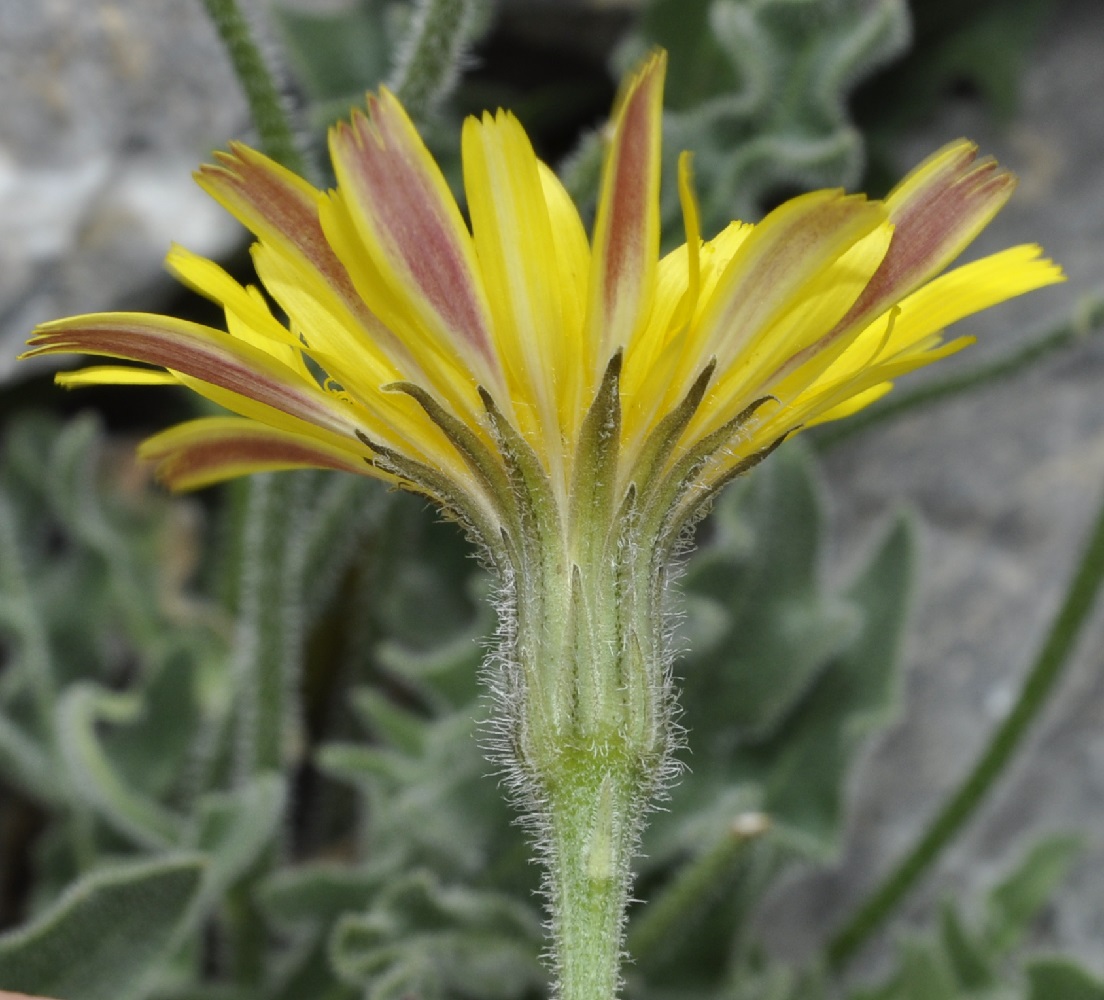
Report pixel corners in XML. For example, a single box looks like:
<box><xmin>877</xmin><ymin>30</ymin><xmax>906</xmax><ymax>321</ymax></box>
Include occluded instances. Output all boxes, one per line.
<box><xmin>24</xmin><ymin>52</ymin><xmax>1062</xmax><ymax>558</ymax></box>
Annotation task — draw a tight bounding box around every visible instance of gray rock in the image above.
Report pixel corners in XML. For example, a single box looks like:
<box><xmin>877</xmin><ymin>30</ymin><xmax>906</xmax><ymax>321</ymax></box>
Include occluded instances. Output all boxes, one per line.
<box><xmin>0</xmin><ymin>0</ymin><xmax>251</xmax><ymax>382</ymax></box>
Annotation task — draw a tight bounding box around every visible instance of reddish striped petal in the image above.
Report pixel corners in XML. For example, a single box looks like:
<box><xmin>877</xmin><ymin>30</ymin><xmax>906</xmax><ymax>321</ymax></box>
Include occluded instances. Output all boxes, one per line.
<box><xmin>195</xmin><ymin>144</ymin><xmax>415</xmax><ymax>369</ymax></box>
<box><xmin>693</xmin><ymin>190</ymin><xmax>888</xmax><ymax>376</ymax></box>
<box><xmin>139</xmin><ymin>418</ymin><xmax>371</xmax><ymax>491</ymax></box>
<box><xmin>330</xmin><ymin>90</ymin><xmax>498</xmax><ymax>374</ymax></box>
<box><xmin>24</xmin><ymin>313</ymin><xmax>359</xmax><ymax>440</ymax></box>
<box><xmin>586</xmin><ymin>50</ymin><xmax>666</xmax><ymax>367</ymax></box>
<box><xmin>835</xmin><ymin>140</ymin><xmax>1016</xmax><ymax>332</ymax></box>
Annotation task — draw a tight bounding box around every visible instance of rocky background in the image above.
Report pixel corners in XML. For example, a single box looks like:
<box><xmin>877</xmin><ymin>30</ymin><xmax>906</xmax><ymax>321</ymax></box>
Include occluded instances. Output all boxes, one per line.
<box><xmin>782</xmin><ymin>0</ymin><xmax>1104</xmax><ymax>976</ymax></box>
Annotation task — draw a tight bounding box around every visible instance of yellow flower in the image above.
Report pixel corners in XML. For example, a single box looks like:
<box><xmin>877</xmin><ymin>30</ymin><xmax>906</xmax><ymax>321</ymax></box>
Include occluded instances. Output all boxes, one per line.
<box><xmin>24</xmin><ymin>52</ymin><xmax>1061</xmax><ymax>552</ymax></box>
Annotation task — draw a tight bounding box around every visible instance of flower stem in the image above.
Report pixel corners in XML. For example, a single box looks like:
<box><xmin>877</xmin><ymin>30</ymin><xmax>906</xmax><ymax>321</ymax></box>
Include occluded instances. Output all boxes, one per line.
<box><xmin>827</xmin><ymin>476</ymin><xmax>1104</xmax><ymax>968</ymax></box>
<box><xmin>547</xmin><ymin>750</ymin><xmax>640</xmax><ymax>1000</ymax></box>
<box><xmin>389</xmin><ymin>0</ymin><xmax>487</xmax><ymax>123</ymax></box>
<box><xmin>627</xmin><ymin>814</ymin><xmax>767</xmax><ymax>961</ymax></box>
<box><xmin>231</xmin><ymin>472</ymin><xmax>309</xmax><ymax>779</ymax></box>
<box><xmin>199</xmin><ymin>0</ymin><xmax>306</xmax><ymax>174</ymax></box>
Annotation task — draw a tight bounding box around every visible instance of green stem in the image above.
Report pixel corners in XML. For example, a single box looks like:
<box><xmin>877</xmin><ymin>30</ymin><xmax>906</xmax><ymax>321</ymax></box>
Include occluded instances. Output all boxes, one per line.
<box><xmin>199</xmin><ymin>0</ymin><xmax>305</xmax><ymax>174</ymax></box>
<box><xmin>627</xmin><ymin>815</ymin><xmax>766</xmax><ymax>962</ymax></box>
<box><xmin>389</xmin><ymin>0</ymin><xmax>484</xmax><ymax>123</ymax></box>
<box><xmin>827</xmin><ymin>476</ymin><xmax>1104</xmax><ymax>968</ymax></box>
<box><xmin>546</xmin><ymin>750</ymin><xmax>641</xmax><ymax>1000</ymax></box>
<box><xmin>232</xmin><ymin>472</ymin><xmax>309</xmax><ymax>780</ymax></box>
<box><xmin>813</xmin><ymin>295</ymin><xmax>1104</xmax><ymax>451</ymax></box>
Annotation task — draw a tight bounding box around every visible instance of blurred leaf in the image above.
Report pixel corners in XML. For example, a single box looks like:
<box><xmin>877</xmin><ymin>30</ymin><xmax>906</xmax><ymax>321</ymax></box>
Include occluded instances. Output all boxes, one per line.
<box><xmin>852</xmin><ymin>833</ymin><xmax>1085</xmax><ymax>1000</ymax></box>
<box><xmin>680</xmin><ymin>443</ymin><xmax>859</xmax><ymax>745</ymax></box>
<box><xmin>273</xmin><ymin>2</ymin><xmax>391</xmax><ymax>104</ymax></box>
<box><xmin>328</xmin><ymin>871</ymin><xmax>542</xmax><ymax>1000</ymax></box>
<box><xmin>0</xmin><ymin>856</ymin><xmax>205</xmax><ymax>1000</ymax></box>
<box><xmin>619</xmin><ymin>0</ymin><xmax>910</xmax><ymax>232</ymax></box>
<box><xmin>192</xmin><ymin>773</ymin><xmax>287</xmax><ymax>894</ymax></box>
<box><xmin>741</xmin><ymin>513</ymin><xmax>914</xmax><ymax>852</ymax></box>
<box><xmin>632</xmin><ymin>445</ymin><xmax>915</xmax><ymax>993</ymax></box>
<box><xmin>56</xmin><ymin>683</ymin><xmax>182</xmax><ymax>849</ymax></box>
<box><xmin>937</xmin><ymin>903</ymin><xmax>995</xmax><ymax>992</ymax></box>
<box><xmin>984</xmin><ymin>833</ymin><xmax>1081</xmax><ymax>953</ymax></box>
<box><xmin>258</xmin><ymin>865</ymin><xmax>383</xmax><ymax>930</ymax></box>
<box><xmin>0</xmin><ymin>713</ymin><xmax>56</xmax><ymax>802</ymax></box>
<box><xmin>1026</xmin><ymin>958</ymin><xmax>1104</xmax><ymax>1000</ymax></box>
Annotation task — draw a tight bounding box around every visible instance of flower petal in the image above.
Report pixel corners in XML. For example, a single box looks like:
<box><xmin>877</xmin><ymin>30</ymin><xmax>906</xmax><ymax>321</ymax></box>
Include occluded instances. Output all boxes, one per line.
<box><xmin>138</xmin><ymin>417</ymin><xmax>371</xmax><ymax>491</ymax></box>
<box><xmin>328</xmin><ymin>89</ymin><xmax>500</xmax><ymax>386</ymax></box>
<box><xmin>24</xmin><ymin>313</ymin><xmax>361</xmax><ymax>440</ymax></box>
<box><xmin>877</xmin><ymin>243</ymin><xmax>1064</xmax><ymax>357</ymax></box>
<box><xmin>194</xmin><ymin>143</ymin><xmax>411</xmax><ymax>367</ymax></box>
<box><xmin>691</xmin><ymin>190</ymin><xmax>888</xmax><ymax>377</ymax></box>
<box><xmin>834</xmin><ymin>139</ymin><xmax>1017</xmax><ymax>333</ymax></box>
<box><xmin>586</xmin><ymin>50</ymin><xmax>666</xmax><ymax>374</ymax></box>
<box><xmin>57</xmin><ymin>365</ymin><xmax>178</xmax><ymax>387</ymax></box>
<box><xmin>698</xmin><ymin>220</ymin><xmax>895</xmax><ymax>435</ymax></box>
<box><xmin>166</xmin><ymin>244</ymin><xmax>305</xmax><ymax>369</ymax></box>
<box><xmin>463</xmin><ymin>109</ymin><xmax>565</xmax><ymax>465</ymax></box>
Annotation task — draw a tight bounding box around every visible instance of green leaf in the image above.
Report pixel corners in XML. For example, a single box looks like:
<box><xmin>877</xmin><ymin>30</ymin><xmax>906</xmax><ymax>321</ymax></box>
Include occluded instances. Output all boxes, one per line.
<box><xmin>0</xmin><ymin>855</ymin><xmax>206</xmax><ymax>1000</ymax></box>
<box><xmin>328</xmin><ymin>872</ymin><xmax>542</xmax><ymax>1000</ymax></box>
<box><xmin>192</xmin><ymin>773</ymin><xmax>287</xmax><ymax>893</ymax></box>
<box><xmin>319</xmin><ymin>703</ymin><xmax>524</xmax><ymax>885</ymax></box>
<box><xmin>893</xmin><ymin>939</ymin><xmax>959</xmax><ymax>1000</ymax></box>
<box><xmin>0</xmin><ymin>711</ymin><xmax>58</xmax><ymax>802</ymax></box>
<box><xmin>742</xmin><ymin>513</ymin><xmax>915</xmax><ymax>852</ymax></box>
<box><xmin>1026</xmin><ymin>958</ymin><xmax>1104</xmax><ymax>1000</ymax></box>
<box><xmin>985</xmin><ymin>833</ymin><xmax>1081</xmax><ymax>953</ymax></box>
<box><xmin>257</xmin><ymin>865</ymin><xmax>384</xmax><ymax>930</ymax></box>
<box><xmin>620</xmin><ymin>0</ymin><xmax>910</xmax><ymax>231</ymax></box>
<box><xmin>937</xmin><ymin>902</ymin><xmax>995</xmax><ymax>991</ymax></box>
<box><xmin>350</xmin><ymin>688</ymin><xmax>429</xmax><ymax>756</ymax></box>
<box><xmin>680</xmin><ymin>443</ymin><xmax>859</xmax><ymax>745</ymax></box>
<box><xmin>107</xmin><ymin>652</ymin><xmax>203</xmax><ymax>798</ymax></box>
<box><xmin>272</xmin><ymin>2</ymin><xmax>390</xmax><ymax>103</ymax></box>
<box><xmin>56</xmin><ymin>683</ymin><xmax>182</xmax><ymax>848</ymax></box>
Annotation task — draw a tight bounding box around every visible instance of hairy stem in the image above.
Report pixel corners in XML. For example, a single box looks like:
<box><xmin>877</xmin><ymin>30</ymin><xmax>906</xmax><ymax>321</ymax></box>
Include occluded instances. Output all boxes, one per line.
<box><xmin>389</xmin><ymin>0</ymin><xmax>486</xmax><ymax>122</ymax></box>
<box><xmin>546</xmin><ymin>749</ymin><xmax>642</xmax><ymax>1000</ymax></box>
<box><xmin>828</xmin><ymin>476</ymin><xmax>1104</xmax><ymax>967</ymax></box>
<box><xmin>231</xmin><ymin>472</ymin><xmax>308</xmax><ymax>779</ymax></box>
<box><xmin>199</xmin><ymin>0</ymin><xmax>306</xmax><ymax>174</ymax></box>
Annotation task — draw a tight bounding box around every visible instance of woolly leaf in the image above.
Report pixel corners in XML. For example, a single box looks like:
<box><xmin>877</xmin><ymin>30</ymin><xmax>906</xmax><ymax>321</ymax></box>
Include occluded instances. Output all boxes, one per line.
<box><xmin>56</xmin><ymin>683</ymin><xmax>182</xmax><ymax>849</ymax></box>
<box><xmin>328</xmin><ymin>872</ymin><xmax>542</xmax><ymax>1000</ymax></box>
<box><xmin>0</xmin><ymin>856</ymin><xmax>205</xmax><ymax>1000</ymax></box>
<box><xmin>192</xmin><ymin>773</ymin><xmax>287</xmax><ymax>894</ymax></box>
<box><xmin>740</xmin><ymin>513</ymin><xmax>915</xmax><ymax>853</ymax></box>
<box><xmin>258</xmin><ymin>865</ymin><xmax>383</xmax><ymax>930</ymax></box>
<box><xmin>273</xmin><ymin>2</ymin><xmax>390</xmax><ymax>104</ymax></box>
<box><xmin>620</xmin><ymin>0</ymin><xmax>911</xmax><ymax>232</ymax></box>
<box><xmin>680</xmin><ymin>443</ymin><xmax>859</xmax><ymax>744</ymax></box>
<box><xmin>0</xmin><ymin>713</ymin><xmax>56</xmax><ymax>802</ymax></box>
